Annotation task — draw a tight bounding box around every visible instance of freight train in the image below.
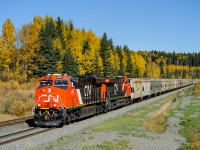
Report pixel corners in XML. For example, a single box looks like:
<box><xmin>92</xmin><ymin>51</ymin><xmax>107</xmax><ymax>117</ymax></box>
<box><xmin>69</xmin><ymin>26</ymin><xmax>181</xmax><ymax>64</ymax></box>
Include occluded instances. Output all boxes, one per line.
<box><xmin>33</xmin><ymin>74</ymin><xmax>194</xmax><ymax>126</ymax></box>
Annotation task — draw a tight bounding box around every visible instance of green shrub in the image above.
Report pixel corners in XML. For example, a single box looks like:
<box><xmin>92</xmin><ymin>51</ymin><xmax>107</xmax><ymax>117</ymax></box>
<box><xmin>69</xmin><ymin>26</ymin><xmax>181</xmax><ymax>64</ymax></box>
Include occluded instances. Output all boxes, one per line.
<box><xmin>1</xmin><ymin>100</ymin><xmax>12</xmax><ymax>114</ymax></box>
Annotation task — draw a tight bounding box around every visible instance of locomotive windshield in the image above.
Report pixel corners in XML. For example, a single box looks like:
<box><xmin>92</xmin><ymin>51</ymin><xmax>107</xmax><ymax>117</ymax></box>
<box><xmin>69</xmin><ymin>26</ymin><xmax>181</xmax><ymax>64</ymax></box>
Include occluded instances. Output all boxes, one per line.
<box><xmin>40</xmin><ymin>80</ymin><xmax>52</xmax><ymax>87</ymax></box>
<box><xmin>54</xmin><ymin>80</ymin><xmax>68</xmax><ymax>86</ymax></box>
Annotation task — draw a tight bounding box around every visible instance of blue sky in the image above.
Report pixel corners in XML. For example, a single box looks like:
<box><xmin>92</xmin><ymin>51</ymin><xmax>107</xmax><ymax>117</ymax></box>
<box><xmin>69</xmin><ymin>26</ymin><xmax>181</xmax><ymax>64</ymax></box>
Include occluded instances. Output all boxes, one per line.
<box><xmin>1</xmin><ymin>0</ymin><xmax>200</xmax><ymax>53</ymax></box>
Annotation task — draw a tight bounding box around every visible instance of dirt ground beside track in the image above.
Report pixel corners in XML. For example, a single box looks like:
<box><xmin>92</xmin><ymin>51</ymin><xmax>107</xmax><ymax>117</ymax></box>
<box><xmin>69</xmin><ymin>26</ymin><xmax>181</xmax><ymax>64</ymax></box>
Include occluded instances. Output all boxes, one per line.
<box><xmin>64</xmin><ymin>96</ymin><xmax>190</xmax><ymax>150</ymax></box>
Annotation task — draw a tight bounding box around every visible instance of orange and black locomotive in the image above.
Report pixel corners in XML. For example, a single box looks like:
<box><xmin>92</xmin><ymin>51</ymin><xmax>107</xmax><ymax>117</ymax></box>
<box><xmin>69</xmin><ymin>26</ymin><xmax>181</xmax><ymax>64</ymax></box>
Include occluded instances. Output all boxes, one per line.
<box><xmin>34</xmin><ymin>74</ymin><xmax>131</xmax><ymax>126</ymax></box>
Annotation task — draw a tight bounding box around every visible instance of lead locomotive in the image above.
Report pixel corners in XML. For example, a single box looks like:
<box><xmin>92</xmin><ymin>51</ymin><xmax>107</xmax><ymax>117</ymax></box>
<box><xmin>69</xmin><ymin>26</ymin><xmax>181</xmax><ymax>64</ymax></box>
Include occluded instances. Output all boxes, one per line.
<box><xmin>34</xmin><ymin>74</ymin><xmax>131</xmax><ymax>126</ymax></box>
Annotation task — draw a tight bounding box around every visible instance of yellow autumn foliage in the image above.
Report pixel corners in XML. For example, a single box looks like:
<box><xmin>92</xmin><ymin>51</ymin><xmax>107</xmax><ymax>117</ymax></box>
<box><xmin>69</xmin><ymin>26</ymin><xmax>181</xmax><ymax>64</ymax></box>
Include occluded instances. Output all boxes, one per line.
<box><xmin>132</xmin><ymin>53</ymin><xmax>146</xmax><ymax>77</ymax></box>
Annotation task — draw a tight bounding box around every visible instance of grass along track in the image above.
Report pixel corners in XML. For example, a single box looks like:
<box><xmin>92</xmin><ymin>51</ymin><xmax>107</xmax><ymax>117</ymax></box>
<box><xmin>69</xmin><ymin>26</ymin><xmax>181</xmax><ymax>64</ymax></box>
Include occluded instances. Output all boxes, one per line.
<box><xmin>0</xmin><ymin>86</ymin><xmax>193</xmax><ymax>149</ymax></box>
<box><xmin>39</xmin><ymin>87</ymin><xmax>192</xmax><ymax>150</ymax></box>
<box><xmin>177</xmin><ymin>94</ymin><xmax>200</xmax><ymax>149</ymax></box>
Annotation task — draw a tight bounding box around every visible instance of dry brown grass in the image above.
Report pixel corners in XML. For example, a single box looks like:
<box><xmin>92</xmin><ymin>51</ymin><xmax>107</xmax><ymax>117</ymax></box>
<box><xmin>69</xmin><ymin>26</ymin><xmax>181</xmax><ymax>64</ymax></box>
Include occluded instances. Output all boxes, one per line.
<box><xmin>143</xmin><ymin>100</ymin><xmax>173</xmax><ymax>132</ymax></box>
<box><xmin>0</xmin><ymin>111</ymin><xmax>33</xmax><ymax>122</ymax></box>
<box><xmin>0</xmin><ymin>79</ymin><xmax>38</xmax><ymax>119</ymax></box>
<box><xmin>192</xmin><ymin>133</ymin><xmax>200</xmax><ymax>150</ymax></box>
<box><xmin>194</xmin><ymin>82</ymin><xmax>200</xmax><ymax>94</ymax></box>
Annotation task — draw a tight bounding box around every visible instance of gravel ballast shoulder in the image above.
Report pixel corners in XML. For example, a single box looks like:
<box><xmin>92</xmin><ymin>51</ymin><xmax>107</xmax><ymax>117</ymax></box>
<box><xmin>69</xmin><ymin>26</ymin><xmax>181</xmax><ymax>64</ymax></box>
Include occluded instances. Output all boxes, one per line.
<box><xmin>0</xmin><ymin>86</ymin><xmax>193</xmax><ymax>150</ymax></box>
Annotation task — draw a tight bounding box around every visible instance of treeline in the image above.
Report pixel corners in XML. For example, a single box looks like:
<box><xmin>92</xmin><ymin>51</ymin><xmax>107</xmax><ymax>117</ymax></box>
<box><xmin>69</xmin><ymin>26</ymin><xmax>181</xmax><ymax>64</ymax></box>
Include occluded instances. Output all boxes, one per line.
<box><xmin>0</xmin><ymin>16</ymin><xmax>200</xmax><ymax>83</ymax></box>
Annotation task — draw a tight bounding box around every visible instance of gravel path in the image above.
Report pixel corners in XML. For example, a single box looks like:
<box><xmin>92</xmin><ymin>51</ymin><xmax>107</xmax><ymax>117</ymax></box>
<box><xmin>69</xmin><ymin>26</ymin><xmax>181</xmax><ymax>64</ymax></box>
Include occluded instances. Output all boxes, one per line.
<box><xmin>0</xmin><ymin>86</ymin><xmax>192</xmax><ymax>150</ymax></box>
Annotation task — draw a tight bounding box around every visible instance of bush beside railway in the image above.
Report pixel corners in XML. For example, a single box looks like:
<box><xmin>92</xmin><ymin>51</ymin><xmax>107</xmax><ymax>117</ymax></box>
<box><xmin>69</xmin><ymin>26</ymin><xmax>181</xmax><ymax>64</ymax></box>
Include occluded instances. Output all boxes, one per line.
<box><xmin>0</xmin><ymin>79</ymin><xmax>38</xmax><ymax>117</ymax></box>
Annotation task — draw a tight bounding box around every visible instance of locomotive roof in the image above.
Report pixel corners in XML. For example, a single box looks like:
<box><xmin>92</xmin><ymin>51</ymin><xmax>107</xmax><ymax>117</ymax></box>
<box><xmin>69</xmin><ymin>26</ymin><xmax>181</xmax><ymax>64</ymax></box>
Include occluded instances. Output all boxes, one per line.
<box><xmin>41</xmin><ymin>74</ymin><xmax>128</xmax><ymax>84</ymax></box>
<box><xmin>75</xmin><ymin>76</ymin><xmax>122</xmax><ymax>84</ymax></box>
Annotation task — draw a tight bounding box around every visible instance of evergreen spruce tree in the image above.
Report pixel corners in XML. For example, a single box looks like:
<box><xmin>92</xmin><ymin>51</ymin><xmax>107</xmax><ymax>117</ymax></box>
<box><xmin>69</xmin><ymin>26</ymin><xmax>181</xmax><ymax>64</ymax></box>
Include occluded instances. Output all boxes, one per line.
<box><xmin>37</xmin><ymin>18</ymin><xmax>57</xmax><ymax>76</ymax></box>
<box><xmin>56</xmin><ymin>17</ymin><xmax>66</xmax><ymax>49</ymax></box>
<box><xmin>100</xmin><ymin>32</ymin><xmax>111</xmax><ymax>76</ymax></box>
<box><xmin>62</xmin><ymin>48</ymin><xmax>79</xmax><ymax>76</ymax></box>
<box><xmin>82</xmin><ymin>40</ymin><xmax>90</xmax><ymax>55</ymax></box>
<box><xmin>66</xmin><ymin>20</ymin><xmax>74</xmax><ymax>40</ymax></box>
<box><xmin>119</xmin><ymin>61</ymin><xmax>125</xmax><ymax>76</ymax></box>
<box><xmin>116</xmin><ymin>46</ymin><xmax>126</xmax><ymax>76</ymax></box>
<box><xmin>108</xmin><ymin>38</ymin><xmax>114</xmax><ymax>51</ymax></box>
<box><xmin>123</xmin><ymin>45</ymin><xmax>129</xmax><ymax>53</ymax></box>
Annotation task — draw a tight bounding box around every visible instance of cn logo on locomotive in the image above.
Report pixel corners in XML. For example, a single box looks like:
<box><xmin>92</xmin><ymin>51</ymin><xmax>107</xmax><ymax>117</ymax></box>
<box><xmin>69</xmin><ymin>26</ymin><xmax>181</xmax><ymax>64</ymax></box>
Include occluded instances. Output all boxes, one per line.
<box><xmin>84</xmin><ymin>85</ymin><xmax>92</xmax><ymax>98</ymax></box>
<box><xmin>39</xmin><ymin>94</ymin><xmax>59</xmax><ymax>102</ymax></box>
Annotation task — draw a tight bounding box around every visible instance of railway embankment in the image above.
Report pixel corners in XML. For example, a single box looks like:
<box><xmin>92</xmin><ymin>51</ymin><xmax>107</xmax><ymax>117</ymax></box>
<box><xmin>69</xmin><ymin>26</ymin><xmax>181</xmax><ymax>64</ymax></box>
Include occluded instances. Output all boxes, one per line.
<box><xmin>40</xmin><ymin>85</ymin><xmax>200</xmax><ymax>150</ymax></box>
<box><xmin>1</xmin><ymin>85</ymin><xmax>199</xmax><ymax>150</ymax></box>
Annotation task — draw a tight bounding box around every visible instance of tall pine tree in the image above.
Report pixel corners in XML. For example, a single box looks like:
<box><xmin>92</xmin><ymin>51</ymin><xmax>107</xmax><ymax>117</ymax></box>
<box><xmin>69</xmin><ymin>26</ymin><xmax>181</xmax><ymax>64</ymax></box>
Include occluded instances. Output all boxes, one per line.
<box><xmin>37</xmin><ymin>18</ymin><xmax>57</xmax><ymax>76</ymax></box>
<box><xmin>62</xmin><ymin>48</ymin><xmax>79</xmax><ymax>75</ymax></box>
<box><xmin>100</xmin><ymin>32</ymin><xmax>111</xmax><ymax>76</ymax></box>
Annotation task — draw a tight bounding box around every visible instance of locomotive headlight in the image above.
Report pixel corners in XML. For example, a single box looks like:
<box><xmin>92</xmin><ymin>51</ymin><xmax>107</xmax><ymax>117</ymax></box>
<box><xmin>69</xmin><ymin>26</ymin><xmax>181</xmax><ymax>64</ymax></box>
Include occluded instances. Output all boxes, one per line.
<box><xmin>48</xmin><ymin>88</ymin><xmax>51</xmax><ymax>93</ymax></box>
<box><xmin>38</xmin><ymin>104</ymin><xmax>41</xmax><ymax>107</ymax></box>
<box><xmin>53</xmin><ymin>104</ymin><xmax>56</xmax><ymax>107</ymax></box>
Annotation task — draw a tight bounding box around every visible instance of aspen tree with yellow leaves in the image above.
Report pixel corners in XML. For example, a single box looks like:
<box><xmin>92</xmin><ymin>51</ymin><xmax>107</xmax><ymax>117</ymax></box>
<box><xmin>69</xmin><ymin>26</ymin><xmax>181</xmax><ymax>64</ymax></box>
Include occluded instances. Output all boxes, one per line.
<box><xmin>82</xmin><ymin>30</ymin><xmax>102</xmax><ymax>75</ymax></box>
<box><xmin>0</xmin><ymin>16</ymin><xmax>200</xmax><ymax>81</ymax></box>
<box><xmin>108</xmin><ymin>50</ymin><xmax>119</xmax><ymax>76</ymax></box>
<box><xmin>68</xmin><ymin>29</ymin><xmax>84</xmax><ymax>64</ymax></box>
<box><xmin>133</xmin><ymin>53</ymin><xmax>146</xmax><ymax>77</ymax></box>
<box><xmin>93</xmin><ymin>50</ymin><xmax>103</xmax><ymax>76</ymax></box>
<box><xmin>0</xmin><ymin>19</ymin><xmax>16</xmax><ymax>81</ymax></box>
<box><xmin>17</xmin><ymin>17</ymin><xmax>44</xmax><ymax>81</ymax></box>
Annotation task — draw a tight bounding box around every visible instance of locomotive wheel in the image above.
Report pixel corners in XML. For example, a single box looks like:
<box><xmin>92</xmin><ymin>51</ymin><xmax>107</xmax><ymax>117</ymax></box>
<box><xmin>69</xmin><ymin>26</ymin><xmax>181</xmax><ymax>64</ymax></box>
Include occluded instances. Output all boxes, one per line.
<box><xmin>58</xmin><ymin>123</ymin><xmax>64</xmax><ymax>128</ymax></box>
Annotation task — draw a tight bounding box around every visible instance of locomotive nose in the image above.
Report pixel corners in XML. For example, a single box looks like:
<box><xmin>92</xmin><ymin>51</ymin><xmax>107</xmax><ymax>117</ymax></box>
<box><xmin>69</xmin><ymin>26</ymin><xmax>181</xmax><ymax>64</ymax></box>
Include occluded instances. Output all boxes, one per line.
<box><xmin>44</xmin><ymin>112</ymin><xmax>50</xmax><ymax>121</ymax></box>
<box><xmin>37</xmin><ymin>87</ymin><xmax>60</xmax><ymax>108</ymax></box>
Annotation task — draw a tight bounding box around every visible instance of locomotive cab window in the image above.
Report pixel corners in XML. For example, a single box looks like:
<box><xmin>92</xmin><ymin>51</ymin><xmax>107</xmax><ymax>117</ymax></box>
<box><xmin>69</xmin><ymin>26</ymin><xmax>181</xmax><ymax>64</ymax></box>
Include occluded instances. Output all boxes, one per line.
<box><xmin>40</xmin><ymin>80</ymin><xmax>52</xmax><ymax>87</ymax></box>
<box><xmin>54</xmin><ymin>80</ymin><xmax>68</xmax><ymax>89</ymax></box>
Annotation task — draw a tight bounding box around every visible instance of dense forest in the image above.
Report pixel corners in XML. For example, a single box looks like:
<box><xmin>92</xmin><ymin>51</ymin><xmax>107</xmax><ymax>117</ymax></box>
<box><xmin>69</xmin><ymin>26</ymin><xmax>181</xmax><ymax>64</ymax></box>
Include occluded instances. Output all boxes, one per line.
<box><xmin>0</xmin><ymin>16</ymin><xmax>200</xmax><ymax>83</ymax></box>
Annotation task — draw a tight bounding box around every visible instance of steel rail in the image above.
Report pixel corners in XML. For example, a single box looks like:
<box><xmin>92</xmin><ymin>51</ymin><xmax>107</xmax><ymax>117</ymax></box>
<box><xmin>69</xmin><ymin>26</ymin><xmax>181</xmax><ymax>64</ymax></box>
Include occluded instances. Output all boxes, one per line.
<box><xmin>0</xmin><ymin>116</ymin><xmax>33</xmax><ymax>128</ymax></box>
<box><xmin>0</xmin><ymin>127</ymin><xmax>55</xmax><ymax>146</ymax></box>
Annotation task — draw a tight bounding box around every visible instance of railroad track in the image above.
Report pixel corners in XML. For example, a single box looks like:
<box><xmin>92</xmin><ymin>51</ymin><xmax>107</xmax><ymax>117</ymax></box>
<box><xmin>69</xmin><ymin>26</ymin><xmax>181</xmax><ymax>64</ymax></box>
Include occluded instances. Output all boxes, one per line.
<box><xmin>0</xmin><ymin>116</ymin><xmax>33</xmax><ymax>128</ymax></box>
<box><xmin>0</xmin><ymin>127</ymin><xmax>55</xmax><ymax>146</ymax></box>
<box><xmin>0</xmin><ymin>86</ymin><xmax>192</xmax><ymax>148</ymax></box>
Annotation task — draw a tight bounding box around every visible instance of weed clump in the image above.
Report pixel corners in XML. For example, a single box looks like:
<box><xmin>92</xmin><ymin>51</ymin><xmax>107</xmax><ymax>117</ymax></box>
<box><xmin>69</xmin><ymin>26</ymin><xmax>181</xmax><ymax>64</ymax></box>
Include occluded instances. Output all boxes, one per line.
<box><xmin>143</xmin><ymin>100</ymin><xmax>173</xmax><ymax>132</ymax></box>
<box><xmin>1</xmin><ymin>100</ymin><xmax>12</xmax><ymax>114</ymax></box>
<box><xmin>11</xmin><ymin>100</ymin><xmax>26</xmax><ymax>116</ymax></box>
<box><xmin>194</xmin><ymin>82</ymin><xmax>200</xmax><ymax>94</ymax></box>
<box><xmin>192</xmin><ymin>133</ymin><xmax>200</xmax><ymax>150</ymax></box>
